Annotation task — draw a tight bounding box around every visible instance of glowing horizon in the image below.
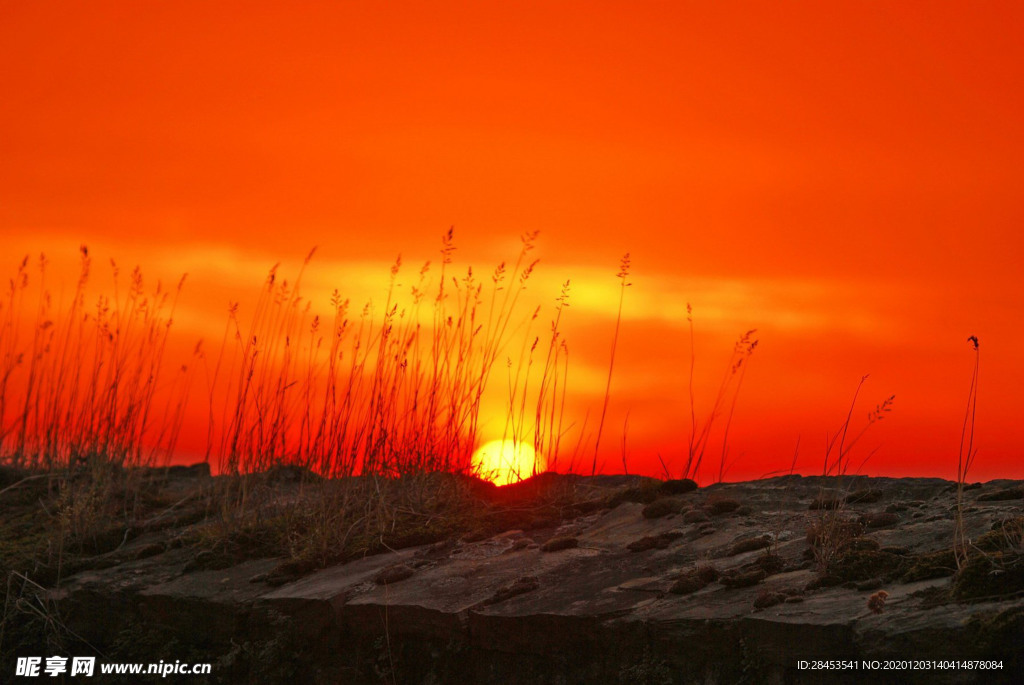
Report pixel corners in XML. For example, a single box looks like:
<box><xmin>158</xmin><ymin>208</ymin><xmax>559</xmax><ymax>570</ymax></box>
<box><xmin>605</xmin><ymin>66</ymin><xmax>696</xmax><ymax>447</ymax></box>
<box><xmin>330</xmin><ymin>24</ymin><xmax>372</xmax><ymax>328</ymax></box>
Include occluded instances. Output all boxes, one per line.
<box><xmin>2</xmin><ymin>3</ymin><xmax>1022</xmax><ymax>482</ymax></box>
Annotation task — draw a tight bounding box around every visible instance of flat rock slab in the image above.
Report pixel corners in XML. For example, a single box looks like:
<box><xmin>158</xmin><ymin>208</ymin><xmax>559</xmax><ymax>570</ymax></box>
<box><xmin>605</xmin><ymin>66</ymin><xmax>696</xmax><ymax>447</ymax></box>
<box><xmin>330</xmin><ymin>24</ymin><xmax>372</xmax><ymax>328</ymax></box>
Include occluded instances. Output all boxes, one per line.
<box><xmin>48</xmin><ymin>475</ymin><xmax>1024</xmax><ymax>683</ymax></box>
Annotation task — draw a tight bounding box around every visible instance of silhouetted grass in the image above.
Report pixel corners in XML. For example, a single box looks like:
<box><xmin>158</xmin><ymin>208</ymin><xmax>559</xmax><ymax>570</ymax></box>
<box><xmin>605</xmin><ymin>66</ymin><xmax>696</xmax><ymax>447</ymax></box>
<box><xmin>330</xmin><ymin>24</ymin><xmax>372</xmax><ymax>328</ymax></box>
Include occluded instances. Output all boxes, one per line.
<box><xmin>0</xmin><ymin>247</ymin><xmax>190</xmax><ymax>471</ymax></box>
<box><xmin>592</xmin><ymin>253</ymin><xmax>630</xmax><ymax>476</ymax></box>
<box><xmin>0</xmin><ymin>232</ymin><xmax>891</xmax><ymax>592</ymax></box>
<box><xmin>208</xmin><ymin>230</ymin><xmax>545</xmax><ymax>482</ymax></box>
<box><xmin>0</xmin><ymin>233</ymin><xmax>628</xmax><ymax>587</ymax></box>
<box><xmin>678</xmin><ymin>309</ymin><xmax>758</xmax><ymax>482</ymax></box>
<box><xmin>809</xmin><ymin>377</ymin><xmax>895</xmax><ymax>574</ymax></box>
<box><xmin>955</xmin><ymin>335</ymin><xmax>980</xmax><ymax>570</ymax></box>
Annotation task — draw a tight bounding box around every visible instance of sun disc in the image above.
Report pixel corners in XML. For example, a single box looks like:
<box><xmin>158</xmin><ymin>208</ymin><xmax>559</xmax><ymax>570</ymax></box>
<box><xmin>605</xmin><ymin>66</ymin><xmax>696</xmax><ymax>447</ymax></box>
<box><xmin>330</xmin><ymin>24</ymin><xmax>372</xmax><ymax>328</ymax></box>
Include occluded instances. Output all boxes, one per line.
<box><xmin>472</xmin><ymin>439</ymin><xmax>537</xmax><ymax>486</ymax></box>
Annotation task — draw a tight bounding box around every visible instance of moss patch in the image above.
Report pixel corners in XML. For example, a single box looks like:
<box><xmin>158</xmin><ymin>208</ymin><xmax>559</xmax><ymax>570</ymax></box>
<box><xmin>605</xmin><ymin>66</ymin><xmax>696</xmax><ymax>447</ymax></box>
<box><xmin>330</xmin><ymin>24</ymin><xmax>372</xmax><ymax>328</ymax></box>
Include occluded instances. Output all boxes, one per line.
<box><xmin>975</xmin><ymin>517</ymin><xmax>1024</xmax><ymax>553</ymax></box>
<box><xmin>753</xmin><ymin>591</ymin><xmax>786</xmax><ymax>609</ymax></box>
<box><xmin>705</xmin><ymin>496</ymin><xmax>740</xmax><ymax>516</ymax></box>
<box><xmin>682</xmin><ymin>509</ymin><xmax>709</xmax><ymax>524</ymax></box>
<box><xmin>845</xmin><ymin>490</ymin><xmax>882</xmax><ymax>504</ymax></box>
<box><xmin>977</xmin><ymin>487</ymin><xmax>1024</xmax><ymax>502</ymax></box>
<box><xmin>668</xmin><ymin>565</ymin><xmax>719</xmax><ymax>595</ymax></box>
<box><xmin>720</xmin><ymin>568</ymin><xmax>766</xmax><ymax>588</ymax></box>
<box><xmin>627</xmin><ymin>530</ymin><xmax>684</xmax><ymax>553</ymax></box>
<box><xmin>658</xmin><ymin>479</ymin><xmax>698</xmax><ymax>496</ymax></box>
<box><xmin>953</xmin><ymin>552</ymin><xmax>1024</xmax><ymax>600</ymax></box>
<box><xmin>606</xmin><ymin>482</ymin><xmax>661</xmax><ymax>507</ymax></box>
<box><xmin>900</xmin><ymin>549</ymin><xmax>957</xmax><ymax>582</ymax></box>
<box><xmin>641</xmin><ymin>498</ymin><xmax>686</xmax><ymax>519</ymax></box>
<box><xmin>831</xmin><ymin>549</ymin><xmax>904</xmax><ymax>582</ymax></box>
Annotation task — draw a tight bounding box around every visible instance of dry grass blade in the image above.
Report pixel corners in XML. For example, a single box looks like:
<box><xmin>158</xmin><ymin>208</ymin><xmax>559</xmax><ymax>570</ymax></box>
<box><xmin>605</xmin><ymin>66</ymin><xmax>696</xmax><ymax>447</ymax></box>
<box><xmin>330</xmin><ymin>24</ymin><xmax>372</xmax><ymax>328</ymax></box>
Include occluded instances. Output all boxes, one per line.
<box><xmin>955</xmin><ymin>335</ymin><xmax>980</xmax><ymax>570</ymax></box>
<box><xmin>592</xmin><ymin>253</ymin><xmax>630</xmax><ymax>476</ymax></box>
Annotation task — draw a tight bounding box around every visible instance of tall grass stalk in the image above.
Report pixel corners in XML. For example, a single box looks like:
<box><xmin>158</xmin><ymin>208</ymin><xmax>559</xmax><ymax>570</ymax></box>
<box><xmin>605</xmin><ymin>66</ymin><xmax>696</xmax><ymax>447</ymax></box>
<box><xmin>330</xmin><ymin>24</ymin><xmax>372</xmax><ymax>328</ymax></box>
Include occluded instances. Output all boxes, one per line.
<box><xmin>955</xmin><ymin>335</ymin><xmax>980</xmax><ymax>570</ymax></box>
<box><xmin>680</xmin><ymin>315</ymin><xmax>758</xmax><ymax>482</ymax></box>
<box><xmin>715</xmin><ymin>330</ymin><xmax>758</xmax><ymax>482</ymax></box>
<box><xmin>821</xmin><ymin>375</ymin><xmax>894</xmax><ymax>479</ymax></box>
<box><xmin>811</xmin><ymin>378</ymin><xmax>894</xmax><ymax>574</ymax></box>
<box><xmin>533</xmin><ymin>281</ymin><xmax>571</xmax><ymax>474</ymax></box>
<box><xmin>592</xmin><ymin>253</ymin><xmax>630</xmax><ymax>476</ymax></box>
<box><xmin>210</xmin><ymin>230</ymin><xmax>543</xmax><ymax>482</ymax></box>
<box><xmin>0</xmin><ymin>247</ymin><xmax>187</xmax><ymax>470</ymax></box>
<box><xmin>687</xmin><ymin>304</ymin><xmax>696</xmax><ymax>469</ymax></box>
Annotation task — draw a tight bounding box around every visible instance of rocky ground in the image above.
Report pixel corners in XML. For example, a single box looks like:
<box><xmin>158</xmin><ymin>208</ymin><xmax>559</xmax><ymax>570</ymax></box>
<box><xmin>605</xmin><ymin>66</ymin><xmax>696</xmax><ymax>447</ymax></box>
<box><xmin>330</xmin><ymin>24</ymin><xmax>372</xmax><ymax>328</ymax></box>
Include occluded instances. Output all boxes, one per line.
<box><xmin>2</xmin><ymin>467</ymin><xmax>1023</xmax><ymax>683</ymax></box>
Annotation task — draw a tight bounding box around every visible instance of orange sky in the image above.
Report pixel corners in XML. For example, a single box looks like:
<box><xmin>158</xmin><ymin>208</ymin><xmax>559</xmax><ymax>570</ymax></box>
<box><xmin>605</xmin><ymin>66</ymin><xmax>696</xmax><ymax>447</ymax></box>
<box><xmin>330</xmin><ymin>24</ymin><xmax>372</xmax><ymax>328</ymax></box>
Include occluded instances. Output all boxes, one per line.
<box><xmin>2</xmin><ymin>2</ymin><xmax>1022</xmax><ymax>481</ymax></box>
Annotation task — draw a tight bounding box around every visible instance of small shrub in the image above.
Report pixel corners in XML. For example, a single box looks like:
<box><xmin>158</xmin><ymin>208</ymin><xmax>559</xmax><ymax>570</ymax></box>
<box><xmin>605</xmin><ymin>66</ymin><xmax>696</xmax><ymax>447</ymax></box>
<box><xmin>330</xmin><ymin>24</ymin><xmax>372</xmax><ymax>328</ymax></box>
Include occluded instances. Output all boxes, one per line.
<box><xmin>900</xmin><ymin>549</ymin><xmax>958</xmax><ymax>582</ymax></box>
<box><xmin>658</xmin><ymin>479</ymin><xmax>698</xmax><ymax>496</ymax></box>
<box><xmin>607</xmin><ymin>483</ymin><xmax>661</xmax><ymax>508</ymax></box>
<box><xmin>754</xmin><ymin>553</ymin><xmax>785</xmax><ymax>575</ymax></box>
<box><xmin>860</xmin><ymin>512</ymin><xmax>899</xmax><ymax>528</ymax></box>
<box><xmin>806</xmin><ymin>518</ymin><xmax>864</xmax><ymax>547</ymax></box>
<box><xmin>867</xmin><ymin>590</ymin><xmax>889</xmax><ymax>614</ymax></box>
<box><xmin>977</xmin><ymin>517</ymin><xmax>1024</xmax><ymax>552</ymax></box>
<box><xmin>977</xmin><ymin>487</ymin><xmax>1024</xmax><ymax>502</ymax></box>
<box><xmin>807</xmin><ymin>514</ymin><xmax>866</xmax><ymax>575</ymax></box>
<box><xmin>909</xmin><ymin>585</ymin><xmax>951</xmax><ymax>608</ymax></box>
<box><xmin>682</xmin><ymin>509</ymin><xmax>709</xmax><ymax>524</ymax></box>
<box><xmin>669</xmin><ymin>564</ymin><xmax>719</xmax><ymax>595</ymax></box>
<box><xmin>642</xmin><ymin>498</ymin><xmax>686</xmax><ymax>519</ymax></box>
<box><xmin>705</xmin><ymin>496</ymin><xmax>740</xmax><ymax>515</ymax></box>
<box><xmin>953</xmin><ymin>552</ymin><xmax>1024</xmax><ymax>600</ymax></box>
<box><xmin>753</xmin><ymin>591</ymin><xmax>785</xmax><ymax>609</ymax></box>
<box><xmin>845</xmin><ymin>489</ymin><xmax>882</xmax><ymax>504</ymax></box>
<box><xmin>831</xmin><ymin>549</ymin><xmax>903</xmax><ymax>582</ymax></box>
<box><xmin>720</xmin><ymin>568</ymin><xmax>766</xmax><ymax>588</ymax></box>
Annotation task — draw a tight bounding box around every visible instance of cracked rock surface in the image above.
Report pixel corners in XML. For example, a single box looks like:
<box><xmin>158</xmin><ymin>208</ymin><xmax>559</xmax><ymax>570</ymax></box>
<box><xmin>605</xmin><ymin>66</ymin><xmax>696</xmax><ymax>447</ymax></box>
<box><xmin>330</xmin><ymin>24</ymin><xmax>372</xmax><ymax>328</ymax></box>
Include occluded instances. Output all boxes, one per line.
<box><xmin>39</xmin><ymin>474</ymin><xmax>1024</xmax><ymax>683</ymax></box>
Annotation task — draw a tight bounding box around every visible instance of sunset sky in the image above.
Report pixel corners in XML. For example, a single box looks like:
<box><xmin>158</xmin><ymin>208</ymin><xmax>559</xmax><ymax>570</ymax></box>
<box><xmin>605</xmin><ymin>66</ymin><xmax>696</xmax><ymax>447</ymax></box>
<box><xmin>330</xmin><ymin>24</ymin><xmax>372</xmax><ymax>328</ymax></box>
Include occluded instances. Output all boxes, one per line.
<box><xmin>2</xmin><ymin>2</ymin><xmax>1022</xmax><ymax>482</ymax></box>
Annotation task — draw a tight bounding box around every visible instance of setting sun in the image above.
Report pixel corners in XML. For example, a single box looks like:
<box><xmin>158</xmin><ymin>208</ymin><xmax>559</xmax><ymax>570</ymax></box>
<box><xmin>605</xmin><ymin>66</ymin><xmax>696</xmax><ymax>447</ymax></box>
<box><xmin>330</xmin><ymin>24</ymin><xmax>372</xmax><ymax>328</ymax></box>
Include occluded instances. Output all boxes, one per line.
<box><xmin>3</xmin><ymin>3</ymin><xmax>1024</xmax><ymax>679</ymax></box>
<box><xmin>472</xmin><ymin>440</ymin><xmax>538</xmax><ymax>486</ymax></box>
